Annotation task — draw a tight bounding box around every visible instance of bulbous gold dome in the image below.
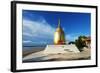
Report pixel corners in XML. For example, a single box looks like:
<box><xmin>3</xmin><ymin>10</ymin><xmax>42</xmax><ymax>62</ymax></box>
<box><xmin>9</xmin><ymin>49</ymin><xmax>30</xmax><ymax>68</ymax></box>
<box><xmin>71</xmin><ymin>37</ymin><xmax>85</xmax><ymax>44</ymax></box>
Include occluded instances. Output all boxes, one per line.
<box><xmin>56</xmin><ymin>27</ymin><xmax>63</xmax><ymax>32</ymax></box>
<box><xmin>54</xmin><ymin>19</ymin><xmax>66</xmax><ymax>45</ymax></box>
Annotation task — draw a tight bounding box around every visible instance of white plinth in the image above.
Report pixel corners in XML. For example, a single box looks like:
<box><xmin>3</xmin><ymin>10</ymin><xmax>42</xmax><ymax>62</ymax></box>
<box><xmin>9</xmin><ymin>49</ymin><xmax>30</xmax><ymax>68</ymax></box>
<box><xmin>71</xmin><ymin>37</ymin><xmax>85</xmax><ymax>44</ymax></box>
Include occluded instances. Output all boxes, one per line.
<box><xmin>43</xmin><ymin>44</ymin><xmax>80</xmax><ymax>54</ymax></box>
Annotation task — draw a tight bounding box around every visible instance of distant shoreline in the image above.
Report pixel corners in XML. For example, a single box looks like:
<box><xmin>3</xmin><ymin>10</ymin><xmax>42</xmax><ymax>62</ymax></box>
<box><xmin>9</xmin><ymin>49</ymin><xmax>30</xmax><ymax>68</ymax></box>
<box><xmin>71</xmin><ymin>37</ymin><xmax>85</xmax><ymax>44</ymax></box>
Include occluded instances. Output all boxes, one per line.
<box><xmin>23</xmin><ymin>46</ymin><xmax>45</xmax><ymax>57</ymax></box>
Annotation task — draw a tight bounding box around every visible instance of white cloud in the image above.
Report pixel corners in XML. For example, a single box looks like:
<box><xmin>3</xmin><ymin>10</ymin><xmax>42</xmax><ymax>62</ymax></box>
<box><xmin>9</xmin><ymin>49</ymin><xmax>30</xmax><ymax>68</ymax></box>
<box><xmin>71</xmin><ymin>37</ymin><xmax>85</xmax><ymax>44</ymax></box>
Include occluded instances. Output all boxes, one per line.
<box><xmin>23</xmin><ymin>32</ymin><xmax>32</xmax><ymax>37</ymax></box>
<box><xmin>23</xmin><ymin>18</ymin><xmax>56</xmax><ymax>43</ymax></box>
<box><xmin>23</xmin><ymin>40</ymin><xmax>32</xmax><ymax>43</ymax></box>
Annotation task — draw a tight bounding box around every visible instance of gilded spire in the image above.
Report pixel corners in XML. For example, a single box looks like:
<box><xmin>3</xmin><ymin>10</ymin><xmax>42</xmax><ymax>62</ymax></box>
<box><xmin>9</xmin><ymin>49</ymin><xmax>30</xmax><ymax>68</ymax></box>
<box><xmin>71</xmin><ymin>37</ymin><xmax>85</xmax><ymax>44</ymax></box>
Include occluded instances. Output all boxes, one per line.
<box><xmin>58</xmin><ymin>18</ymin><xmax>60</xmax><ymax>27</ymax></box>
<box><xmin>54</xmin><ymin>18</ymin><xmax>66</xmax><ymax>45</ymax></box>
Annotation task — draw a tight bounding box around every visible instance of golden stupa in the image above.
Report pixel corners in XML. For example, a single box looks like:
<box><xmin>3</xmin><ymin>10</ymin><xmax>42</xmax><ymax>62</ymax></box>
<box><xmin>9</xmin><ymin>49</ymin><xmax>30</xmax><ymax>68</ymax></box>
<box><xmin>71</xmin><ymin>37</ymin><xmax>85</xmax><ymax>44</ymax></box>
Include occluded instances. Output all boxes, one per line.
<box><xmin>54</xmin><ymin>19</ymin><xmax>66</xmax><ymax>45</ymax></box>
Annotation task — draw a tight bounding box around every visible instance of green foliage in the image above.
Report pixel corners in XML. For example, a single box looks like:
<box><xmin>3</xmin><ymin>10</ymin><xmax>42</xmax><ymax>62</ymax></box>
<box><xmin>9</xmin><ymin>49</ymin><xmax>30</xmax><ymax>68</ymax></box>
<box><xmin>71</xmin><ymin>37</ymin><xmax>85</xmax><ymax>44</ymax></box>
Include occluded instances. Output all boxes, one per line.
<box><xmin>75</xmin><ymin>36</ymin><xmax>87</xmax><ymax>52</ymax></box>
<box><xmin>68</xmin><ymin>41</ymin><xmax>75</xmax><ymax>44</ymax></box>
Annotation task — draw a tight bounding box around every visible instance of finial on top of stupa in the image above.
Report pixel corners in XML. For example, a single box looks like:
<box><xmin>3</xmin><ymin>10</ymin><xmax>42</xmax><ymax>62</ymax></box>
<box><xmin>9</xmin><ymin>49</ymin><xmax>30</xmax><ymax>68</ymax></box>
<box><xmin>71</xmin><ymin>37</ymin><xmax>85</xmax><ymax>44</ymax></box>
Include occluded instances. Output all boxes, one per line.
<box><xmin>58</xmin><ymin>18</ymin><xmax>61</xmax><ymax>27</ymax></box>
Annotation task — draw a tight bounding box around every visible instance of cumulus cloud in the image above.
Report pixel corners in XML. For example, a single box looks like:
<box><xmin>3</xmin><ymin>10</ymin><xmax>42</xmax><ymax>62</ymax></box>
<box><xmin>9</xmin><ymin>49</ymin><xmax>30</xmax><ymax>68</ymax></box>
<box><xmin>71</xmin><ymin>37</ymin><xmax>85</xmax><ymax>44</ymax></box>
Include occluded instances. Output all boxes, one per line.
<box><xmin>23</xmin><ymin>18</ymin><xmax>56</xmax><ymax>45</ymax></box>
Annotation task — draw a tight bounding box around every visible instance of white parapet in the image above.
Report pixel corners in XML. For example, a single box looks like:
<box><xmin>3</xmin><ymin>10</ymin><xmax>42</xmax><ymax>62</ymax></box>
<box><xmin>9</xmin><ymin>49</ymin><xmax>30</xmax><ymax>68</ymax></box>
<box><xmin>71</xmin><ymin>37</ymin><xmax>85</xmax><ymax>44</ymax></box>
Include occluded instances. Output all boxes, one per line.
<box><xmin>43</xmin><ymin>44</ymin><xmax>80</xmax><ymax>54</ymax></box>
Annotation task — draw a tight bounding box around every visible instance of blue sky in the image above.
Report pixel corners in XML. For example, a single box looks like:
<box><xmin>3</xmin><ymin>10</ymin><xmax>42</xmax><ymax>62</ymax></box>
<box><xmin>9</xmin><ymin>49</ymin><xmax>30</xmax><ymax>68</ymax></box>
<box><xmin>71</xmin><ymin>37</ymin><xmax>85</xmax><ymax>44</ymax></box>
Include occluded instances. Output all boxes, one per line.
<box><xmin>22</xmin><ymin>10</ymin><xmax>91</xmax><ymax>46</ymax></box>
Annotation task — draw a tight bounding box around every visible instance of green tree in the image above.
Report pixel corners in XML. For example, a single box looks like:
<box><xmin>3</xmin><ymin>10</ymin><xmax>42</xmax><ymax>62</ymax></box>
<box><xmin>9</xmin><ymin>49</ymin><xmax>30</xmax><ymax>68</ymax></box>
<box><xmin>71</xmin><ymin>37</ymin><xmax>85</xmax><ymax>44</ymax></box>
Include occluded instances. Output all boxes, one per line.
<box><xmin>68</xmin><ymin>41</ymin><xmax>75</xmax><ymax>44</ymax></box>
<box><xmin>75</xmin><ymin>36</ymin><xmax>87</xmax><ymax>52</ymax></box>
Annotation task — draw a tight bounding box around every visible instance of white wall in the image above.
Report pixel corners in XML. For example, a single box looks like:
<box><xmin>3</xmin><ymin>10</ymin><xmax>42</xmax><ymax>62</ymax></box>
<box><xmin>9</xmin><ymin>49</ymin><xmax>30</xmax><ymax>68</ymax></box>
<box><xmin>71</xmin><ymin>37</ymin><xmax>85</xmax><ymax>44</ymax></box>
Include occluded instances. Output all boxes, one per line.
<box><xmin>0</xmin><ymin>0</ymin><xmax>99</xmax><ymax>73</ymax></box>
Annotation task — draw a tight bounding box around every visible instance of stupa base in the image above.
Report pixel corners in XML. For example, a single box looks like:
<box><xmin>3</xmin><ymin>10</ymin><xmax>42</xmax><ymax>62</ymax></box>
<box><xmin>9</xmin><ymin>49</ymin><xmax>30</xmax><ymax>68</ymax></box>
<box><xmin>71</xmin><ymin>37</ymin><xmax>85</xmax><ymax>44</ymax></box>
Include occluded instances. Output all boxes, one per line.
<box><xmin>43</xmin><ymin>44</ymin><xmax>80</xmax><ymax>54</ymax></box>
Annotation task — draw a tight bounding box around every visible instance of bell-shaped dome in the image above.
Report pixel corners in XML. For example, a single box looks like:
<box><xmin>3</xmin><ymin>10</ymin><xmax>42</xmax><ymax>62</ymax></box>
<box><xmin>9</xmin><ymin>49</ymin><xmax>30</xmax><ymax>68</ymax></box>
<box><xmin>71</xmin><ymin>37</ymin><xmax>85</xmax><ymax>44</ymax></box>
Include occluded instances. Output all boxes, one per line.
<box><xmin>54</xmin><ymin>19</ymin><xmax>66</xmax><ymax>45</ymax></box>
